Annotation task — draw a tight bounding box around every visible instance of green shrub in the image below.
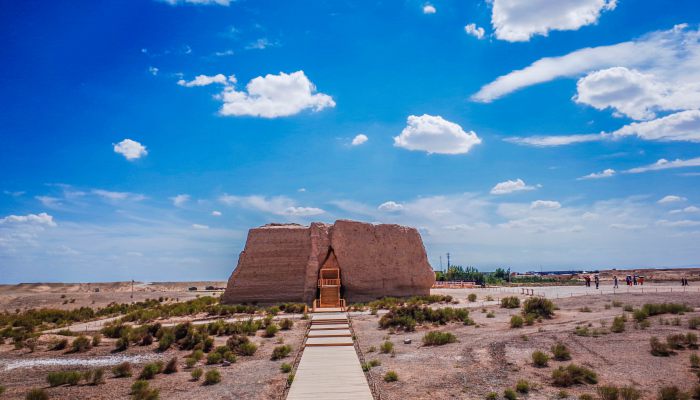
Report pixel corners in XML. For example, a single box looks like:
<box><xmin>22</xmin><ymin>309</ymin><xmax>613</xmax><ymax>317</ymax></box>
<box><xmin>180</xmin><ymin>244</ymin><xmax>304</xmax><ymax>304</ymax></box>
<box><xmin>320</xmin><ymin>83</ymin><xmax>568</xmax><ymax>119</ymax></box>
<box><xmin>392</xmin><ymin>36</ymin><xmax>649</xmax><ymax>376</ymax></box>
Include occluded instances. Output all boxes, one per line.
<box><xmin>501</xmin><ymin>296</ymin><xmax>520</xmax><ymax>309</ymax></box>
<box><xmin>271</xmin><ymin>344</ymin><xmax>292</xmax><ymax>360</ymax></box>
<box><xmin>688</xmin><ymin>333</ymin><xmax>699</xmax><ymax>348</ymax></box>
<box><xmin>658</xmin><ymin>386</ymin><xmax>688</xmax><ymax>400</ymax></box>
<box><xmin>92</xmin><ymin>334</ymin><xmax>102</xmax><ymax>347</ymax></box>
<box><xmin>642</xmin><ymin>303</ymin><xmax>692</xmax><ymax>316</ymax></box>
<box><xmin>265</xmin><ymin>324</ymin><xmax>279</xmax><ymax>338</ymax></box>
<box><xmin>207</xmin><ymin>351</ymin><xmax>223</xmax><ymax>365</ymax></box>
<box><xmin>522</xmin><ymin>297</ymin><xmax>555</xmax><ymax>318</ymax></box>
<box><xmin>623</xmin><ymin>304</ymin><xmax>634</xmax><ymax>312</ymax></box>
<box><xmin>50</xmin><ymin>338</ymin><xmax>69</xmax><ymax>350</ymax></box>
<box><xmin>598</xmin><ymin>386</ymin><xmax>619</xmax><ymax>400</ymax></box>
<box><xmin>138</xmin><ymin>362</ymin><xmax>162</xmax><ymax>380</ymax></box>
<box><xmin>384</xmin><ymin>371</ymin><xmax>398</xmax><ymax>382</ymax></box>
<box><xmin>667</xmin><ymin>334</ymin><xmax>687</xmax><ymax>350</ymax></box>
<box><xmin>468</xmin><ymin>294</ymin><xmax>477</xmax><ymax>302</ymax></box>
<box><xmin>380</xmin><ymin>341</ymin><xmax>394</xmax><ymax>354</ymax></box>
<box><xmin>47</xmin><ymin>370</ymin><xmax>82</xmax><ymax>386</ymax></box>
<box><xmin>112</xmin><ymin>361</ymin><xmax>132</xmax><ymax>378</ymax></box>
<box><xmin>157</xmin><ymin>330</ymin><xmax>174</xmax><ymax>352</ymax></box>
<box><xmin>422</xmin><ymin>331</ymin><xmax>456</xmax><ymax>346</ymax></box>
<box><xmin>70</xmin><ymin>335</ymin><xmax>92</xmax><ymax>353</ymax></box>
<box><xmin>114</xmin><ymin>336</ymin><xmax>129</xmax><ymax>352</ymax></box>
<box><xmin>90</xmin><ymin>368</ymin><xmax>105</xmax><ymax>385</ymax></box>
<box><xmin>611</xmin><ymin>316</ymin><xmax>626</xmax><ymax>333</ymax></box>
<box><xmin>532</xmin><ymin>350</ymin><xmax>549</xmax><ymax>367</ymax></box>
<box><xmin>378</xmin><ymin>304</ymin><xmax>467</xmax><ymax>331</ymax></box>
<box><xmin>633</xmin><ymin>309</ymin><xmax>649</xmax><ymax>322</ymax></box>
<box><xmin>185</xmin><ymin>357</ymin><xmax>196</xmax><ymax>368</ymax></box>
<box><xmin>486</xmin><ymin>311</ymin><xmax>495</xmax><ymax>318</ymax></box>
<box><xmin>551</xmin><ymin>343</ymin><xmax>571</xmax><ymax>361</ymax></box>
<box><xmin>510</xmin><ymin>315</ymin><xmax>524</xmax><ymax>328</ymax></box>
<box><xmin>191</xmin><ymin>368</ymin><xmax>203</xmax><ymax>381</ymax></box>
<box><xmin>287</xmin><ymin>373</ymin><xmax>295</xmax><ymax>385</ymax></box>
<box><xmin>650</xmin><ymin>336</ymin><xmax>672</xmax><ymax>356</ymax></box>
<box><xmin>486</xmin><ymin>393</ymin><xmax>498</xmax><ymax>400</ymax></box>
<box><xmin>689</xmin><ymin>318</ymin><xmax>700</xmax><ymax>330</ymax></box>
<box><xmin>369</xmin><ymin>359</ymin><xmax>381</xmax><ymax>367</ymax></box>
<box><xmin>515</xmin><ymin>379</ymin><xmax>530</xmax><ymax>393</ymax></box>
<box><xmin>620</xmin><ymin>386</ymin><xmax>641</xmax><ymax>400</ymax></box>
<box><xmin>281</xmin><ymin>363</ymin><xmax>292</xmax><ymax>373</ymax></box>
<box><xmin>25</xmin><ymin>389</ymin><xmax>49</xmax><ymax>400</ymax></box>
<box><xmin>131</xmin><ymin>380</ymin><xmax>159</xmax><ymax>400</ymax></box>
<box><xmin>204</xmin><ymin>369</ymin><xmax>221</xmax><ymax>385</ymax></box>
<box><xmin>164</xmin><ymin>357</ymin><xmax>178</xmax><ymax>374</ymax></box>
<box><xmin>524</xmin><ymin>314</ymin><xmax>536</xmax><ymax>326</ymax></box>
<box><xmin>279</xmin><ymin>318</ymin><xmax>294</xmax><ymax>330</ymax></box>
<box><xmin>238</xmin><ymin>341</ymin><xmax>257</xmax><ymax>356</ymax></box>
<box><xmin>504</xmin><ymin>388</ymin><xmax>517</xmax><ymax>400</ymax></box>
<box><xmin>552</xmin><ymin>364</ymin><xmax>598</xmax><ymax>387</ymax></box>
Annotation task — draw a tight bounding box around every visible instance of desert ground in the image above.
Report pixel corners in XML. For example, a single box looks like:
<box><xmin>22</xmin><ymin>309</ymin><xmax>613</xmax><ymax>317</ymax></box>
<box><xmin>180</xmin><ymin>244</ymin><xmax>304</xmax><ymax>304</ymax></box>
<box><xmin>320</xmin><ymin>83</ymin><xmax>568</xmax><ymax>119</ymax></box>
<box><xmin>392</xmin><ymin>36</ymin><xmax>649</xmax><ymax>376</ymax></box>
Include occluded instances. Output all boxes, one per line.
<box><xmin>2</xmin><ymin>276</ymin><xmax>700</xmax><ymax>399</ymax></box>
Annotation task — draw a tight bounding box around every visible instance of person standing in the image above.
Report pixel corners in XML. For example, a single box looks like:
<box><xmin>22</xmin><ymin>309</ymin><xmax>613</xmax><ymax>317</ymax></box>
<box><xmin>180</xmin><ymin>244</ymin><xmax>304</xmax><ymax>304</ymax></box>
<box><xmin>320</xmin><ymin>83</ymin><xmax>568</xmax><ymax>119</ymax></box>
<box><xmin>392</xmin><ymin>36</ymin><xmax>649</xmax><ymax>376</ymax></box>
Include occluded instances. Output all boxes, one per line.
<box><xmin>613</xmin><ymin>275</ymin><xmax>619</xmax><ymax>288</ymax></box>
<box><xmin>594</xmin><ymin>274</ymin><xmax>600</xmax><ymax>289</ymax></box>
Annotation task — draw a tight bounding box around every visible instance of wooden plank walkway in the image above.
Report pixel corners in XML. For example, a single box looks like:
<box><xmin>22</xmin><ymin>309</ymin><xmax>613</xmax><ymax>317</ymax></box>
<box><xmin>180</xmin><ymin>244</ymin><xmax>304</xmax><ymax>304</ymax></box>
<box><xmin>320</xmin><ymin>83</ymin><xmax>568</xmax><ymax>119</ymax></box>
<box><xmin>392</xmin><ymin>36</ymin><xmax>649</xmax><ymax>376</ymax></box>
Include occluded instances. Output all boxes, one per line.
<box><xmin>286</xmin><ymin>311</ymin><xmax>373</xmax><ymax>400</ymax></box>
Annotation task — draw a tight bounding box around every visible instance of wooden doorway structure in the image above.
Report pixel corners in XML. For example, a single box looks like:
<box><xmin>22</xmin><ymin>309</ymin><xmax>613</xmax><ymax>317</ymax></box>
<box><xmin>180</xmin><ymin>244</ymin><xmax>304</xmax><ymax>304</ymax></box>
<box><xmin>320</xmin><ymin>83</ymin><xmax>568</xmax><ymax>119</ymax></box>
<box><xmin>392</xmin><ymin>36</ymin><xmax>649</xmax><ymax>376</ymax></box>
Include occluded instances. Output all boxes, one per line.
<box><xmin>313</xmin><ymin>249</ymin><xmax>345</xmax><ymax>311</ymax></box>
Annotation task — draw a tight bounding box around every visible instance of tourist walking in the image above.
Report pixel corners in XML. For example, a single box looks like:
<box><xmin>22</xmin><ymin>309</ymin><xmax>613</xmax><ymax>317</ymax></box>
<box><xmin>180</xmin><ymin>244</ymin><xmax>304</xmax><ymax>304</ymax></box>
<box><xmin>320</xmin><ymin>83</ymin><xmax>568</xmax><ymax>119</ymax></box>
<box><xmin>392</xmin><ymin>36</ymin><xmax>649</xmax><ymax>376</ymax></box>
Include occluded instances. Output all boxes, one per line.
<box><xmin>613</xmin><ymin>275</ymin><xmax>618</xmax><ymax>288</ymax></box>
<box><xmin>633</xmin><ymin>275</ymin><xmax>637</xmax><ymax>285</ymax></box>
<box><xmin>594</xmin><ymin>274</ymin><xmax>600</xmax><ymax>289</ymax></box>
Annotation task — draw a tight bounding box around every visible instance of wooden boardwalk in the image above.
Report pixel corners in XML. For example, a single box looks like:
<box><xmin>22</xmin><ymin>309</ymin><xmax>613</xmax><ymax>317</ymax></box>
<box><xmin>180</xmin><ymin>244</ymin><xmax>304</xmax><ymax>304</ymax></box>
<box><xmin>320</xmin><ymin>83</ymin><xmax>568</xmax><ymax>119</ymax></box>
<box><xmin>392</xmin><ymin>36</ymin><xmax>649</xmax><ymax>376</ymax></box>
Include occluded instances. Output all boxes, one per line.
<box><xmin>286</xmin><ymin>312</ymin><xmax>373</xmax><ymax>400</ymax></box>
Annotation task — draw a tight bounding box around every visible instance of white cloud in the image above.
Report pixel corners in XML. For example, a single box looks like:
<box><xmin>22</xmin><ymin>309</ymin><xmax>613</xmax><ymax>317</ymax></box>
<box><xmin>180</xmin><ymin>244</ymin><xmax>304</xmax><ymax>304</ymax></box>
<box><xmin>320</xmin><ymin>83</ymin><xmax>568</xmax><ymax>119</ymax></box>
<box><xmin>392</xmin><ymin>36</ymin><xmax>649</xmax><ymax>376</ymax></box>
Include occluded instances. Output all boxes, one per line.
<box><xmin>578</xmin><ymin>168</ymin><xmax>615</xmax><ymax>180</ymax></box>
<box><xmin>422</xmin><ymin>4</ymin><xmax>436</xmax><ymax>14</ymax></box>
<box><xmin>465</xmin><ymin>23</ymin><xmax>485</xmax><ymax>39</ymax></box>
<box><xmin>490</xmin><ymin>0</ymin><xmax>617</xmax><ymax>42</ymax></box>
<box><xmin>217</xmin><ymin>71</ymin><xmax>335</xmax><ymax>118</ymax></box>
<box><xmin>393</xmin><ymin>114</ymin><xmax>481</xmax><ymax>155</ymax></box>
<box><xmin>351</xmin><ymin>134</ymin><xmax>368</xmax><ymax>146</ymax></box>
<box><xmin>0</xmin><ymin>213</ymin><xmax>56</xmax><ymax>227</ymax></box>
<box><xmin>531</xmin><ymin>200</ymin><xmax>561</xmax><ymax>210</ymax></box>
<box><xmin>148</xmin><ymin>66</ymin><xmax>159</xmax><ymax>76</ymax></box>
<box><xmin>171</xmin><ymin>194</ymin><xmax>190</xmax><ymax>207</ymax></box>
<box><xmin>490</xmin><ymin>179</ymin><xmax>536</xmax><ymax>195</ymax></box>
<box><xmin>377</xmin><ymin>201</ymin><xmax>404</xmax><ymax>212</ymax></box>
<box><xmin>35</xmin><ymin>196</ymin><xmax>62</xmax><ymax>207</ymax></box>
<box><xmin>177</xmin><ymin>74</ymin><xmax>230</xmax><ymax>87</ymax></box>
<box><xmin>626</xmin><ymin>157</ymin><xmax>700</xmax><ymax>174</ymax></box>
<box><xmin>214</xmin><ymin>49</ymin><xmax>234</xmax><ymax>57</ymax></box>
<box><xmin>113</xmin><ymin>139</ymin><xmax>148</xmax><ymax>160</ymax></box>
<box><xmin>670</xmin><ymin>206</ymin><xmax>700</xmax><ymax>214</ymax></box>
<box><xmin>612</xmin><ymin>110</ymin><xmax>700</xmax><ymax>142</ymax></box>
<box><xmin>211</xmin><ymin>210</ymin><xmax>222</xmax><ymax>216</ymax></box>
<box><xmin>160</xmin><ymin>0</ymin><xmax>231</xmax><ymax>5</ymax></box>
<box><xmin>245</xmin><ymin>38</ymin><xmax>277</xmax><ymax>50</ymax></box>
<box><xmin>192</xmin><ymin>224</ymin><xmax>210</xmax><ymax>230</ymax></box>
<box><xmin>505</xmin><ymin>133</ymin><xmax>605</xmax><ymax>147</ymax></box>
<box><xmin>3</xmin><ymin>190</ymin><xmax>25</xmax><ymax>197</ymax></box>
<box><xmin>218</xmin><ymin>194</ymin><xmax>324</xmax><ymax>216</ymax></box>
<box><xmin>609</xmin><ymin>223</ymin><xmax>647</xmax><ymax>230</ymax></box>
<box><xmin>92</xmin><ymin>189</ymin><xmax>145</xmax><ymax>202</ymax></box>
<box><xmin>658</xmin><ymin>195</ymin><xmax>687</xmax><ymax>204</ymax></box>
<box><xmin>473</xmin><ymin>25</ymin><xmax>700</xmax><ymax>102</ymax></box>
<box><xmin>297</xmin><ymin>188</ymin><xmax>307</xmax><ymax>193</ymax></box>
<box><xmin>656</xmin><ymin>219</ymin><xmax>700</xmax><ymax>228</ymax></box>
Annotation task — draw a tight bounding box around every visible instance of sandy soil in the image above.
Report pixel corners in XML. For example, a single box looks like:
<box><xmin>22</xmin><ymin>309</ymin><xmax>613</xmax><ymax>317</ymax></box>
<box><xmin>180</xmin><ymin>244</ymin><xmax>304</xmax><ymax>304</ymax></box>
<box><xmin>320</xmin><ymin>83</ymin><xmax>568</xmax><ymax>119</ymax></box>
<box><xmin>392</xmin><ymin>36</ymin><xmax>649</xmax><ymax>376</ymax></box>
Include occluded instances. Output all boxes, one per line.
<box><xmin>0</xmin><ymin>318</ymin><xmax>305</xmax><ymax>399</ymax></box>
<box><xmin>352</xmin><ymin>290</ymin><xmax>700</xmax><ymax>400</ymax></box>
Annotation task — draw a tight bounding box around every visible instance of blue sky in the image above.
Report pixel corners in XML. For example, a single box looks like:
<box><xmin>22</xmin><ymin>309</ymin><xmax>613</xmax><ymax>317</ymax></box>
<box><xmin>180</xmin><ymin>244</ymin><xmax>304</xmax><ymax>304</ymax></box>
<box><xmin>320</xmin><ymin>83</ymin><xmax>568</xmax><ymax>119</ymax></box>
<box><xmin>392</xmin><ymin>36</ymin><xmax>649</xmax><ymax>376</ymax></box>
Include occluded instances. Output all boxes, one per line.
<box><xmin>2</xmin><ymin>0</ymin><xmax>700</xmax><ymax>283</ymax></box>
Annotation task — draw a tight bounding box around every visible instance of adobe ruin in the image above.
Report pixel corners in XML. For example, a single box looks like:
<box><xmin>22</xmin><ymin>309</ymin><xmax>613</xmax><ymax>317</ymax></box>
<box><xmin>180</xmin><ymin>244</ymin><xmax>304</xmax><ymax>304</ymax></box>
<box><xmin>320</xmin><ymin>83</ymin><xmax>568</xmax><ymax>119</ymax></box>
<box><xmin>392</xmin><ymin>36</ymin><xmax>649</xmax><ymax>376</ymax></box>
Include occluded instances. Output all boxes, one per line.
<box><xmin>221</xmin><ymin>219</ymin><xmax>435</xmax><ymax>305</ymax></box>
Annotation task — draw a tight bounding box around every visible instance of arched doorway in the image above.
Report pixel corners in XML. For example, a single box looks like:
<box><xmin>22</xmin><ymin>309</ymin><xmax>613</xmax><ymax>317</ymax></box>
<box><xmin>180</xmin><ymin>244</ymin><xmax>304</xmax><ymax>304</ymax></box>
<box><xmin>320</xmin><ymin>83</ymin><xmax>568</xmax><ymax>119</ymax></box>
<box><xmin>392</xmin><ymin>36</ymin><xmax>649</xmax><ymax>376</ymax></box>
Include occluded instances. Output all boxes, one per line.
<box><xmin>315</xmin><ymin>248</ymin><xmax>345</xmax><ymax>310</ymax></box>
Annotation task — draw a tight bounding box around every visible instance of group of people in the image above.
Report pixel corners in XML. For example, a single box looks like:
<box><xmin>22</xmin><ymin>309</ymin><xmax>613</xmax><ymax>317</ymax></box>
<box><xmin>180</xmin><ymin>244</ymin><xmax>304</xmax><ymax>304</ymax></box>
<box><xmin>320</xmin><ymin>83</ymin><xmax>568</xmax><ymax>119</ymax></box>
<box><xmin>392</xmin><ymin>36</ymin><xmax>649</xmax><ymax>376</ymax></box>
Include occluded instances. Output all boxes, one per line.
<box><xmin>583</xmin><ymin>274</ymin><xmax>601</xmax><ymax>289</ymax></box>
<box><xmin>682</xmin><ymin>277</ymin><xmax>691</xmax><ymax>286</ymax></box>
<box><xmin>585</xmin><ymin>274</ymin><xmax>646</xmax><ymax>288</ymax></box>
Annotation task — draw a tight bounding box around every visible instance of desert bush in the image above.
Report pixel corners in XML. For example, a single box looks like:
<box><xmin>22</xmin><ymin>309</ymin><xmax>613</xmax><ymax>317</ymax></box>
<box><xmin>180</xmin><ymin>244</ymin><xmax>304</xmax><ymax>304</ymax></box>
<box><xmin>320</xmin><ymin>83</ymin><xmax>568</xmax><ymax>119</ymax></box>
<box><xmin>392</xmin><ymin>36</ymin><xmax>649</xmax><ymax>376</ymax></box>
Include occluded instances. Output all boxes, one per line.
<box><xmin>378</xmin><ymin>305</ymin><xmax>466</xmax><ymax>331</ymax></box>
<box><xmin>422</xmin><ymin>331</ymin><xmax>456</xmax><ymax>346</ymax></box>
<box><xmin>369</xmin><ymin>359</ymin><xmax>381</xmax><ymax>367</ymax></box>
<box><xmin>623</xmin><ymin>304</ymin><xmax>634</xmax><ymax>312</ymax></box>
<box><xmin>504</xmin><ymin>388</ymin><xmax>517</xmax><ymax>400</ymax></box>
<box><xmin>515</xmin><ymin>379</ymin><xmax>530</xmax><ymax>393</ymax></box>
<box><xmin>633</xmin><ymin>309</ymin><xmax>649</xmax><ymax>322</ymax></box>
<box><xmin>579</xmin><ymin>307</ymin><xmax>592</xmax><ymax>313</ymax></box>
<box><xmin>90</xmin><ymin>368</ymin><xmax>105</xmax><ymax>385</ymax></box>
<box><xmin>501</xmin><ymin>296</ymin><xmax>520</xmax><ymax>309</ymax></box>
<box><xmin>510</xmin><ymin>315</ymin><xmax>524</xmax><ymax>328</ymax></box>
<box><xmin>668</xmin><ymin>334</ymin><xmax>687</xmax><ymax>350</ymax></box>
<box><xmin>112</xmin><ymin>361</ymin><xmax>132</xmax><ymax>377</ymax></box>
<box><xmin>204</xmin><ymin>369</ymin><xmax>221</xmax><ymax>385</ymax></box>
<box><xmin>532</xmin><ymin>350</ymin><xmax>549</xmax><ymax>367</ymax></box>
<box><xmin>280</xmin><ymin>363</ymin><xmax>292</xmax><ymax>373</ymax></box>
<box><xmin>612</xmin><ymin>301</ymin><xmax>623</xmax><ymax>307</ymax></box>
<box><xmin>486</xmin><ymin>311</ymin><xmax>495</xmax><ymax>318</ymax></box>
<box><xmin>191</xmin><ymin>368</ymin><xmax>203</xmax><ymax>381</ymax></box>
<box><xmin>620</xmin><ymin>386</ymin><xmax>641</xmax><ymax>400</ymax></box>
<box><xmin>25</xmin><ymin>389</ymin><xmax>49</xmax><ymax>400</ymax></box>
<box><xmin>206</xmin><ymin>351</ymin><xmax>223</xmax><ymax>365</ymax></box>
<box><xmin>551</xmin><ymin>364</ymin><xmax>598</xmax><ymax>387</ymax></box>
<box><xmin>272</xmin><ymin>344</ymin><xmax>292</xmax><ymax>360</ymax></box>
<box><xmin>524</xmin><ymin>314</ymin><xmax>536</xmax><ymax>326</ymax></box>
<box><xmin>486</xmin><ymin>392</ymin><xmax>498</xmax><ymax>400</ymax></box>
<box><xmin>688</xmin><ymin>333</ymin><xmax>699</xmax><ymax>348</ymax></box>
<box><xmin>551</xmin><ymin>343</ymin><xmax>572</xmax><ymax>361</ymax></box>
<box><xmin>50</xmin><ymin>338</ymin><xmax>69</xmax><ymax>351</ymax></box>
<box><xmin>522</xmin><ymin>297</ymin><xmax>555</xmax><ymax>319</ymax></box>
<box><xmin>131</xmin><ymin>380</ymin><xmax>159</xmax><ymax>400</ymax></box>
<box><xmin>114</xmin><ymin>336</ymin><xmax>129</xmax><ymax>352</ymax></box>
<box><xmin>689</xmin><ymin>318</ymin><xmax>700</xmax><ymax>330</ymax></box>
<box><xmin>380</xmin><ymin>340</ymin><xmax>394</xmax><ymax>354</ymax></box>
<box><xmin>611</xmin><ymin>316</ymin><xmax>626</xmax><ymax>333</ymax></box>
<box><xmin>138</xmin><ymin>362</ymin><xmax>163</xmax><ymax>380</ymax></box>
<box><xmin>658</xmin><ymin>386</ymin><xmax>688</xmax><ymax>400</ymax></box>
<box><xmin>157</xmin><ymin>330</ymin><xmax>175</xmax><ymax>352</ymax></box>
<box><xmin>91</xmin><ymin>333</ymin><xmax>102</xmax><ymax>347</ymax></box>
<box><xmin>384</xmin><ymin>371</ymin><xmax>398</xmax><ymax>382</ymax></box>
<box><xmin>70</xmin><ymin>335</ymin><xmax>91</xmax><ymax>353</ymax></box>
<box><xmin>101</xmin><ymin>322</ymin><xmax>131</xmax><ymax>339</ymax></box>
<box><xmin>279</xmin><ymin>318</ymin><xmax>294</xmax><ymax>330</ymax></box>
<box><xmin>643</xmin><ymin>303</ymin><xmax>692</xmax><ymax>316</ymax></box>
<box><xmin>598</xmin><ymin>386</ymin><xmax>619</xmax><ymax>400</ymax></box>
<box><xmin>580</xmin><ymin>395</ymin><xmax>594</xmax><ymax>400</ymax></box>
<box><xmin>650</xmin><ymin>336</ymin><xmax>673</xmax><ymax>356</ymax></box>
<box><xmin>163</xmin><ymin>357</ymin><xmax>178</xmax><ymax>374</ymax></box>
<box><xmin>265</xmin><ymin>324</ymin><xmax>279</xmax><ymax>338</ymax></box>
<box><xmin>468</xmin><ymin>294</ymin><xmax>477</xmax><ymax>302</ymax></box>
<box><xmin>47</xmin><ymin>370</ymin><xmax>82</xmax><ymax>386</ymax></box>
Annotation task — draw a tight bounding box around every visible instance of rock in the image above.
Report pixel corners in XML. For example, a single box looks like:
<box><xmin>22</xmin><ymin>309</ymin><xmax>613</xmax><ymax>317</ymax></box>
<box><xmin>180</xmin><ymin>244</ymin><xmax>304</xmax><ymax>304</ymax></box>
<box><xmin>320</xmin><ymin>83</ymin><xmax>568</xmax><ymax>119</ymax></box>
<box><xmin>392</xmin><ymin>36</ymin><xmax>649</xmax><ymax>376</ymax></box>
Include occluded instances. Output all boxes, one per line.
<box><xmin>403</xmin><ymin>338</ymin><xmax>412</xmax><ymax>344</ymax></box>
<box><xmin>221</xmin><ymin>219</ymin><xmax>435</xmax><ymax>304</ymax></box>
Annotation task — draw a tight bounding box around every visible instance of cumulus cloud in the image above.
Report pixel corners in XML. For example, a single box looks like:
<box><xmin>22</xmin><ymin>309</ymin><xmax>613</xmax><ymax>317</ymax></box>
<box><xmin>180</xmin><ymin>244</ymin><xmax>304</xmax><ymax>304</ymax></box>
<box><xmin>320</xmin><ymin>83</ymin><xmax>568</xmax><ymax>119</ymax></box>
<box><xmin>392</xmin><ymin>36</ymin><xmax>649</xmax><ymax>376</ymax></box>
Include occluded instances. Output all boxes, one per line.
<box><xmin>171</xmin><ymin>194</ymin><xmax>190</xmax><ymax>207</ymax></box>
<box><xmin>393</xmin><ymin>114</ymin><xmax>481</xmax><ymax>155</ymax></box>
<box><xmin>465</xmin><ymin>23</ymin><xmax>485</xmax><ymax>39</ymax></box>
<box><xmin>377</xmin><ymin>201</ymin><xmax>404</xmax><ymax>212</ymax></box>
<box><xmin>626</xmin><ymin>157</ymin><xmax>700</xmax><ymax>174</ymax></box>
<box><xmin>423</xmin><ymin>4</ymin><xmax>436</xmax><ymax>14</ymax></box>
<box><xmin>113</xmin><ymin>139</ymin><xmax>148</xmax><ymax>160</ymax></box>
<box><xmin>149</xmin><ymin>66</ymin><xmax>159</xmax><ymax>76</ymax></box>
<box><xmin>177</xmin><ymin>74</ymin><xmax>230</xmax><ymax>87</ymax></box>
<box><xmin>658</xmin><ymin>195</ymin><xmax>687</xmax><ymax>204</ymax></box>
<box><xmin>612</xmin><ymin>110</ymin><xmax>700</xmax><ymax>142</ymax></box>
<box><xmin>211</xmin><ymin>210</ymin><xmax>222</xmax><ymax>216</ymax></box>
<box><xmin>670</xmin><ymin>206</ymin><xmax>700</xmax><ymax>214</ymax></box>
<box><xmin>490</xmin><ymin>179</ymin><xmax>536</xmax><ymax>195</ymax></box>
<box><xmin>0</xmin><ymin>213</ymin><xmax>56</xmax><ymax>226</ymax></box>
<box><xmin>160</xmin><ymin>0</ymin><xmax>231</xmax><ymax>5</ymax></box>
<box><xmin>92</xmin><ymin>189</ymin><xmax>145</xmax><ymax>202</ymax></box>
<box><xmin>217</xmin><ymin>71</ymin><xmax>335</xmax><ymax>118</ymax></box>
<box><xmin>531</xmin><ymin>200</ymin><xmax>562</xmax><ymax>210</ymax></box>
<box><xmin>578</xmin><ymin>168</ymin><xmax>616</xmax><ymax>180</ymax></box>
<box><xmin>218</xmin><ymin>194</ymin><xmax>324</xmax><ymax>216</ymax></box>
<box><xmin>473</xmin><ymin>25</ymin><xmax>700</xmax><ymax>102</ymax></box>
<box><xmin>490</xmin><ymin>0</ymin><xmax>617</xmax><ymax>42</ymax></box>
<box><xmin>351</xmin><ymin>134</ymin><xmax>368</xmax><ymax>146</ymax></box>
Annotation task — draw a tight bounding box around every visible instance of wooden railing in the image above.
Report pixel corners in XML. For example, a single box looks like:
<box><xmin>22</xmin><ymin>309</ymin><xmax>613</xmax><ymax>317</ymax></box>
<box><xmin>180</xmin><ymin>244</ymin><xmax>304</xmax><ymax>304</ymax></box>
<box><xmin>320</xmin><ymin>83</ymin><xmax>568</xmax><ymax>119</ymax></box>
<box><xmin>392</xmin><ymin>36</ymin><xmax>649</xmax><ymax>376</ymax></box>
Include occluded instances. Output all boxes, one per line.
<box><xmin>312</xmin><ymin>298</ymin><xmax>346</xmax><ymax>310</ymax></box>
<box><xmin>318</xmin><ymin>278</ymin><xmax>341</xmax><ymax>287</ymax></box>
